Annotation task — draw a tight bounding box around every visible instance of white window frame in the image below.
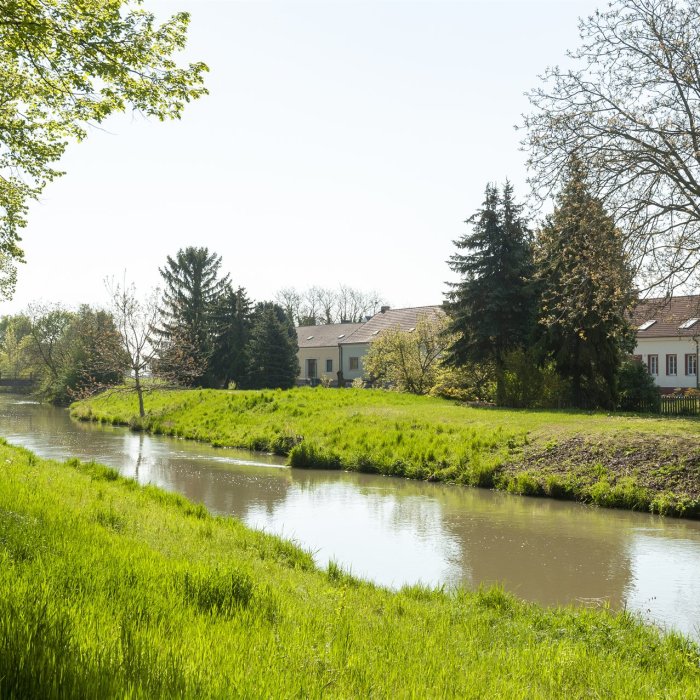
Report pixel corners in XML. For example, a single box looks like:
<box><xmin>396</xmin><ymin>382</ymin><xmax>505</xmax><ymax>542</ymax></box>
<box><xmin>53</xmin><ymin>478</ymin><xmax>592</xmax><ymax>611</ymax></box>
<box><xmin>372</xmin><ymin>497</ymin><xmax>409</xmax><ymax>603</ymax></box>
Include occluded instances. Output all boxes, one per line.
<box><xmin>647</xmin><ymin>354</ymin><xmax>658</xmax><ymax>375</ymax></box>
<box><xmin>666</xmin><ymin>354</ymin><xmax>677</xmax><ymax>376</ymax></box>
<box><xmin>349</xmin><ymin>356</ymin><xmax>359</xmax><ymax>371</ymax></box>
<box><xmin>686</xmin><ymin>353</ymin><xmax>697</xmax><ymax>376</ymax></box>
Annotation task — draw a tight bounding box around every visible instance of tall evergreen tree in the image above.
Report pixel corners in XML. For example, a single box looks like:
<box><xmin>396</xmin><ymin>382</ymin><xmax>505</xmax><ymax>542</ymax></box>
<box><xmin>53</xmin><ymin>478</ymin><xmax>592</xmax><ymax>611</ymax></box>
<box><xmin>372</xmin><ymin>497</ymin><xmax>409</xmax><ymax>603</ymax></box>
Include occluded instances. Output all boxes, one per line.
<box><xmin>445</xmin><ymin>181</ymin><xmax>535</xmax><ymax>403</ymax></box>
<box><xmin>210</xmin><ymin>285</ymin><xmax>252</xmax><ymax>388</ymax></box>
<box><xmin>244</xmin><ymin>303</ymin><xmax>299</xmax><ymax>390</ymax></box>
<box><xmin>535</xmin><ymin>157</ymin><xmax>636</xmax><ymax>408</ymax></box>
<box><xmin>157</xmin><ymin>247</ymin><xmax>230</xmax><ymax>386</ymax></box>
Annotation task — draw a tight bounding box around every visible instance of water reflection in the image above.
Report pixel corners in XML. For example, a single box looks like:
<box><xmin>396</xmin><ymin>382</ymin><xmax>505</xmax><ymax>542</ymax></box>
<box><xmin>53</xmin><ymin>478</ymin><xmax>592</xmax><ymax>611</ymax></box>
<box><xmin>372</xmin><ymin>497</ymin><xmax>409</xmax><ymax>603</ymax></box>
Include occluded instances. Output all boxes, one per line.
<box><xmin>1</xmin><ymin>395</ymin><xmax>699</xmax><ymax>638</ymax></box>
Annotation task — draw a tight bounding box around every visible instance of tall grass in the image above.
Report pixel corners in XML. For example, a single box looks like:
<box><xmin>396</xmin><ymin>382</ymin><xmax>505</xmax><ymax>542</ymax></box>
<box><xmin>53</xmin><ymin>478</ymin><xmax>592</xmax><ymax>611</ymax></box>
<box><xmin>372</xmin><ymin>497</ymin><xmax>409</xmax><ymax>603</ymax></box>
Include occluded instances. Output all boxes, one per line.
<box><xmin>71</xmin><ymin>387</ymin><xmax>700</xmax><ymax>517</ymax></box>
<box><xmin>1</xmin><ymin>440</ymin><xmax>699</xmax><ymax>698</ymax></box>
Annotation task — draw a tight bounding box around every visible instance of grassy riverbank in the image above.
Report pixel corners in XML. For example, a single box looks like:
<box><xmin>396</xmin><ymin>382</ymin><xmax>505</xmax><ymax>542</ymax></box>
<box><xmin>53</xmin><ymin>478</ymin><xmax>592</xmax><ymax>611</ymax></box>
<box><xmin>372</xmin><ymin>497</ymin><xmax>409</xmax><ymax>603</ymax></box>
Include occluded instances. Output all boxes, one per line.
<box><xmin>2</xmin><ymin>440</ymin><xmax>699</xmax><ymax>698</ymax></box>
<box><xmin>72</xmin><ymin>387</ymin><xmax>700</xmax><ymax>517</ymax></box>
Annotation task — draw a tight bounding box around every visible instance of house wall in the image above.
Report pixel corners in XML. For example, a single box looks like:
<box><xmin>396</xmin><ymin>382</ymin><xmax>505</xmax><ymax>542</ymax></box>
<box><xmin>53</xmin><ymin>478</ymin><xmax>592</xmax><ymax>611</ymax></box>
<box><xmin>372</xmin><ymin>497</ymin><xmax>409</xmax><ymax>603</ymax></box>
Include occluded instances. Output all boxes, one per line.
<box><xmin>634</xmin><ymin>336</ymin><xmax>699</xmax><ymax>389</ymax></box>
<box><xmin>297</xmin><ymin>346</ymin><xmax>340</xmax><ymax>381</ymax></box>
<box><xmin>340</xmin><ymin>343</ymin><xmax>370</xmax><ymax>380</ymax></box>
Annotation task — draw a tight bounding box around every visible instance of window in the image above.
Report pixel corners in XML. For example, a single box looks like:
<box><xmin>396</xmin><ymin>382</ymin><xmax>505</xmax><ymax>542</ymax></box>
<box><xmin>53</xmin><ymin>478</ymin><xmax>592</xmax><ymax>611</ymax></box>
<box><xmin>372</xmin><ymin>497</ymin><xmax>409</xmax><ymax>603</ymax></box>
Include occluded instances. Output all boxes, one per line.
<box><xmin>306</xmin><ymin>358</ymin><xmax>317</xmax><ymax>379</ymax></box>
<box><xmin>666</xmin><ymin>354</ymin><xmax>677</xmax><ymax>376</ymax></box>
<box><xmin>326</xmin><ymin>359</ymin><xmax>333</xmax><ymax>373</ymax></box>
<box><xmin>647</xmin><ymin>355</ymin><xmax>658</xmax><ymax>375</ymax></box>
<box><xmin>349</xmin><ymin>356</ymin><xmax>359</xmax><ymax>371</ymax></box>
<box><xmin>686</xmin><ymin>353</ymin><xmax>697</xmax><ymax>376</ymax></box>
<box><xmin>680</xmin><ymin>318</ymin><xmax>699</xmax><ymax>330</ymax></box>
<box><xmin>639</xmin><ymin>320</ymin><xmax>656</xmax><ymax>330</ymax></box>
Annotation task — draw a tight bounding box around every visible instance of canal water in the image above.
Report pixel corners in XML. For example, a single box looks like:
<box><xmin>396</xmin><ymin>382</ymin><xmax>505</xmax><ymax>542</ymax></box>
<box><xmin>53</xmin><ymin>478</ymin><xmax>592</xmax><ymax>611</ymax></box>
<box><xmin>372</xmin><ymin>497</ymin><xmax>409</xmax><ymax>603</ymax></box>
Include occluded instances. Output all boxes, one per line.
<box><xmin>2</xmin><ymin>395</ymin><xmax>700</xmax><ymax>639</ymax></box>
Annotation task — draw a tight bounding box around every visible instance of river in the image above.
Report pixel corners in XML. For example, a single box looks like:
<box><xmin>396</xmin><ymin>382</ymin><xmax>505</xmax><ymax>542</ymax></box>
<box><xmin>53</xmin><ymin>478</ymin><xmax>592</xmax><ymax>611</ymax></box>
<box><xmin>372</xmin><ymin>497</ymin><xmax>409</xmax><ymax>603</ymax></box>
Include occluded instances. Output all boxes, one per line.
<box><xmin>2</xmin><ymin>394</ymin><xmax>700</xmax><ymax>639</ymax></box>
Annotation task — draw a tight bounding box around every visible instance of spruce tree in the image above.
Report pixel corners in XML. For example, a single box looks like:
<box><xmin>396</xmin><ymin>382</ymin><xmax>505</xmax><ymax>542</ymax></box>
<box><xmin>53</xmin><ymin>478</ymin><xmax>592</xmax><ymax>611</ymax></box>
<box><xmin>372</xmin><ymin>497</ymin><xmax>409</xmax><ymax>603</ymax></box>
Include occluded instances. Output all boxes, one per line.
<box><xmin>157</xmin><ymin>247</ymin><xmax>230</xmax><ymax>386</ymax></box>
<box><xmin>210</xmin><ymin>285</ymin><xmax>252</xmax><ymax>388</ymax></box>
<box><xmin>536</xmin><ymin>157</ymin><xmax>635</xmax><ymax>408</ymax></box>
<box><xmin>445</xmin><ymin>182</ymin><xmax>535</xmax><ymax>403</ymax></box>
<box><xmin>244</xmin><ymin>303</ymin><xmax>299</xmax><ymax>390</ymax></box>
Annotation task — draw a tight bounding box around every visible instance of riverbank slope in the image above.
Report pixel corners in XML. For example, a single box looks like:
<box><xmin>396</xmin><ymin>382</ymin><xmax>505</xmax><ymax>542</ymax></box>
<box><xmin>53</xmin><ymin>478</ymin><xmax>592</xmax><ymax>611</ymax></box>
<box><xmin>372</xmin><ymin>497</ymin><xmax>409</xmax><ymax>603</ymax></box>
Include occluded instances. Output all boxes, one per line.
<box><xmin>72</xmin><ymin>387</ymin><xmax>700</xmax><ymax>517</ymax></box>
<box><xmin>1</xmin><ymin>439</ymin><xmax>699</xmax><ymax>697</ymax></box>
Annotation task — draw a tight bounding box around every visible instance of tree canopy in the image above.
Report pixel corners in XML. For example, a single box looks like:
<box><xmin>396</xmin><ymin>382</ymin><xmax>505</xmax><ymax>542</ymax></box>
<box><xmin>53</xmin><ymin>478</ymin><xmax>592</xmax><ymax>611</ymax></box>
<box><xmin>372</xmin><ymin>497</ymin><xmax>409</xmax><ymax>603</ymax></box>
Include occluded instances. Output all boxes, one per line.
<box><xmin>445</xmin><ymin>182</ymin><xmax>535</xmax><ymax>403</ymax></box>
<box><xmin>0</xmin><ymin>0</ymin><xmax>207</xmax><ymax>288</ymax></box>
<box><xmin>535</xmin><ymin>157</ymin><xmax>636</xmax><ymax>408</ymax></box>
<box><xmin>524</xmin><ymin>0</ymin><xmax>700</xmax><ymax>292</ymax></box>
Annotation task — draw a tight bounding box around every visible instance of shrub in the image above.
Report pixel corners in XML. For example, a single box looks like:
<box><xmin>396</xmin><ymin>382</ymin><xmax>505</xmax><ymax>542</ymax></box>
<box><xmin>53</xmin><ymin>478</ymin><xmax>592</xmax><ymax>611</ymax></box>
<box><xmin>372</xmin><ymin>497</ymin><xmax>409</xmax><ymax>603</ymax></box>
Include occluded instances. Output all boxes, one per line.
<box><xmin>617</xmin><ymin>359</ymin><xmax>660</xmax><ymax>412</ymax></box>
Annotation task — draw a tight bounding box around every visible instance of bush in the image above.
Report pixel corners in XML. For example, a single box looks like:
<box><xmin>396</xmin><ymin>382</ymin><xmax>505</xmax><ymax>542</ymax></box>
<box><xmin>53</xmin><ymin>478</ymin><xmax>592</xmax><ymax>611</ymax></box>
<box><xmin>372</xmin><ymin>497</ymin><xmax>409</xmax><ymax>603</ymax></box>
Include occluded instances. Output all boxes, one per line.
<box><xmin>617</xmin><ymin>359</ymin><xmax>660</xmax><ymax>412</ymax></box>
<box><xmin>500</xmin><ymin>350</ymin><xmax>570</xmax><ymax>408</ymax></box>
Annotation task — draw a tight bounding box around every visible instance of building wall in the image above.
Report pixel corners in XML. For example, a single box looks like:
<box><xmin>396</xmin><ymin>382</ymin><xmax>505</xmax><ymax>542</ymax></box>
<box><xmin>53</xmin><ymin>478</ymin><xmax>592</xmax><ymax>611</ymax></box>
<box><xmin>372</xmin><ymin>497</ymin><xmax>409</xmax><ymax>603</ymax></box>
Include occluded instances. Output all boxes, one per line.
<box><xmin>297</xmin><ymin>346</ymin><xmax>340</xmax><ymax>381</ymax></box>
<box><xmin>340</xmin><ymin>343</ymin><xmax>370</xmax><ymax>380</ymax></box>
<box><xmin>634</xmin><ymin>337</ymin><xmax>699</xmax><ymax>389</ymax></box>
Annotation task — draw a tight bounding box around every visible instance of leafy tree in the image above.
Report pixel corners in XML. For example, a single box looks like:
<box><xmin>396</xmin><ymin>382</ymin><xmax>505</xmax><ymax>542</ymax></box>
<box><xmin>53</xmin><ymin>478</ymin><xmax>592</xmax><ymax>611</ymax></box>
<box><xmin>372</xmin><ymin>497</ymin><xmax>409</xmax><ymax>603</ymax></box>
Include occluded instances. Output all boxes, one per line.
<box><xmin>158</xmin><ymin>247</ymin><xmax>230</xmax><ymax>386</ymax></box>
<box><xmin>535</xmin><ymin>157</ymin><xmax>636</xmax><ymax>409</ymax></box>
<box><xmin>0</xmin><ymin>1</ymin><xmax>207</xmax><ymax>283</ymax></box>
<box><xmin>524</xmin><ymin>0</ymin><xmax>700</xmax><ymax>292</ymax></box>
<box><xmin>617</xmin><ymin>359</ymin><xmax>661</xmax><ymax>412</ymax></box>
<box><xmin>0</xmin><ymin>314</ymin><xmax>32</xmax><ymax>379</ymax></box>
<box><xmin>244</xmin><ymin>303</ymin><xmax>299</xmax><ymax>390</ymax></box>
<box><xmin>18</xmin><ymin>303</ymin><xmax>125</xmax><ymax>404</ymax></box>
<box><xmin>210</xmin><ymin>285</ymin><xmax>252</xmax><ymax>388</ymax></box>
<box><xmin>363</xmin><ymin>314</ymin><xmax>450</xmax><ymax>395</ymax></box>
<box><xmin>445</xmin><ymin>181</ymin><xmax>535</xmax><ymax>404</ymax></box>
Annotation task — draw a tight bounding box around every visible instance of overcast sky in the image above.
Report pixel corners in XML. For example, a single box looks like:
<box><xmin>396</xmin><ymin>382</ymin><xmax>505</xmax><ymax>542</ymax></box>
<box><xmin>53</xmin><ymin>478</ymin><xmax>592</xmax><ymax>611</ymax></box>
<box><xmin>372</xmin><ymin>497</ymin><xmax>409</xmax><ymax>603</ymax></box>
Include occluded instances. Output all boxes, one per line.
<box><xmin>4</xmin><ymin>0</ymin><xmax>601</xmax><ymax>315</ymax></box>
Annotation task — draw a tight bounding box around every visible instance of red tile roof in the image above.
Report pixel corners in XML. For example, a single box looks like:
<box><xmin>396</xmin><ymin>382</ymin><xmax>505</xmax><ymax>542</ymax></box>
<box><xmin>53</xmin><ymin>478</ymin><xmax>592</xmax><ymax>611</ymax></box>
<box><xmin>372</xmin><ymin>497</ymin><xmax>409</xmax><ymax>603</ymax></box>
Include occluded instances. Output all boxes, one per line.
<box><xmin>632</xmin><ymin>295</ymin><xmax>700</xmax><ymax>339</ymax></box>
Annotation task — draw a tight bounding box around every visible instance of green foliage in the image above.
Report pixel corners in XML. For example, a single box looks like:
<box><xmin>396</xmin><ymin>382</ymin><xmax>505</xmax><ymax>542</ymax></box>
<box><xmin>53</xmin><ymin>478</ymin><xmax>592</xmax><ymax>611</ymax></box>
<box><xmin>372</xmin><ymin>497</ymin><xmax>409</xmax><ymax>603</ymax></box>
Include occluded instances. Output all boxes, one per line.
<box><xmin>0</xmin><ymin>0</ymin><xmax>207</xmax><ymax>279</ymax></box>
<box><xmin>536</xmin><ymin>157</ymin><xmax>636</xmax><ymax>409</ymax></box>
<box><xmin>73</xmin><ymin>386</ymin><xmax>700</xmax><ymax>517</ymax></box>
<box><xmin>157</xmin><ymin>247</ymin><xmax>231</xmax><ymax>387</ymax></box>
<box><xmin>243</xmin><ymin>303</ymin><xmax>299</xmax><ymax>390</ymax></box>
<box><xmin>363</xmin><ymin>313</ymin><xmax>450</xmax><ymax>395</ymax></box>
<box><xmin>3</xmin><ymin>305</ymin><xmax>126</xmax><ymax>404</ymax></box>
<box><xmin>445</xmin><ymin>181</ymin><xmax>536</xmax><ymax>403</ymax></box>
<box><xmin>429</xmin><ymin>361</ymin><xmax>495</xmax><ymax>402</ymax></box>
<box><xmin>617</xmin><ymin>359</ymin><xmax>661</xmax><ymax>412</ymax></box>
<box><xmin>500</xmin><ymin>349</ymin><xmax>570</xmax><ymax>408</ymax></box>
<box><xmin>210</xmin><ymin>285</ymin><xmax>252</xmax><ymax>388</ymax></box>
<box><xmin>1</xmin><ymin>442</ymin><xmax>699</xmax><ymax>697</ymax></box>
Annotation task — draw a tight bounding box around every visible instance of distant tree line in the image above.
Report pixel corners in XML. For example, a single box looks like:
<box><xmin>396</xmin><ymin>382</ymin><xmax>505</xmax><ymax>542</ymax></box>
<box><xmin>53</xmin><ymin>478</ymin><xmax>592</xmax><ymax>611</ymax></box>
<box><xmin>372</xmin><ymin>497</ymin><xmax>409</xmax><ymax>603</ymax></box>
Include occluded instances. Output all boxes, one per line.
<box><xmin>0</xmin><ymin>246</ymin><xmax>302</xmax><ymax>405</ymax></box>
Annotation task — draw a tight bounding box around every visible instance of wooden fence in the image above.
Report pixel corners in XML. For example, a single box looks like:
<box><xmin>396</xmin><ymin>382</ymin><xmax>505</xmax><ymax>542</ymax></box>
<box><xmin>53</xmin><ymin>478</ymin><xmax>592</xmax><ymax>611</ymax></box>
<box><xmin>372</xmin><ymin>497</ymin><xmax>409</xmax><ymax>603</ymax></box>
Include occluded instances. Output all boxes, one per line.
<box><xmin>622</xmin><ymin>395</ymin><xmax>700</xmax><ymax>416</ymax></box>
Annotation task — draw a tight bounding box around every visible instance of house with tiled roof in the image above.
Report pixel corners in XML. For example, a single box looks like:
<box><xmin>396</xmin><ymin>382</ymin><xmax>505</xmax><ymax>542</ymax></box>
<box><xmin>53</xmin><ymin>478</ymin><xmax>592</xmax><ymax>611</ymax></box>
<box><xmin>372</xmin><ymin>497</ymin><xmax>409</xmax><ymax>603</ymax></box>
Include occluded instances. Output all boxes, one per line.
<box><xmin>296</xmin><ymin>322</ymin><xmax>364</xmax><ymax>384</ymax></box>
<box><xmin>295</xmin><ymin>305</ymin><xmax>444</xmax><ymax>385</ymax></box>
<box><xmin>632</xmin><ymin>295</ymin><xmax>700</xmax><ymax>392</ymax></box>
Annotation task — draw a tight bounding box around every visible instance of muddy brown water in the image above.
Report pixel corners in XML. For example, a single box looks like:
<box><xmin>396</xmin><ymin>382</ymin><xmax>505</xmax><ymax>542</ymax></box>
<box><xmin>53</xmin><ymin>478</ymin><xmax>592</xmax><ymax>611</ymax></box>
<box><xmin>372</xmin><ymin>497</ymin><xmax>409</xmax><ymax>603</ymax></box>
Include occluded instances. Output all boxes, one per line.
<box><xmin>2</xmin><ymin>395</ymin><xmax>700</xmax><ymax>639</ymax></box>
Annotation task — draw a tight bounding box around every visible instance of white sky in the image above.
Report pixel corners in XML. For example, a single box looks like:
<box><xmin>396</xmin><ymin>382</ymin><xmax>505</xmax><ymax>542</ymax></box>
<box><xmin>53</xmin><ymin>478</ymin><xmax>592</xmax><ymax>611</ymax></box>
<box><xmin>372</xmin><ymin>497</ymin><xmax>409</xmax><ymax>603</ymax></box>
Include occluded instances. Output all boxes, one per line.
<box><xmin>4</xmin><ymin>0</ymin><xmax>601</xmax><ymax>315</ymax></box>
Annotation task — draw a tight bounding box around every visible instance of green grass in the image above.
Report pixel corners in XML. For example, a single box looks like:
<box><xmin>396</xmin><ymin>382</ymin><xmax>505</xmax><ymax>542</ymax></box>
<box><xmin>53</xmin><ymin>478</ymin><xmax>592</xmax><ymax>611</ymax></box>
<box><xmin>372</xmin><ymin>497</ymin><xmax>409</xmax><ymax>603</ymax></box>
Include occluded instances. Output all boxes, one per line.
<box><xmin>71</xmin><ymin>387</ymin><xmax>700</xmax><ymax>517</ymax></box>
<box><xmin>1</xmin><ymin>440</ymin><xmax>699</xmax><ymax>698</ymax></box>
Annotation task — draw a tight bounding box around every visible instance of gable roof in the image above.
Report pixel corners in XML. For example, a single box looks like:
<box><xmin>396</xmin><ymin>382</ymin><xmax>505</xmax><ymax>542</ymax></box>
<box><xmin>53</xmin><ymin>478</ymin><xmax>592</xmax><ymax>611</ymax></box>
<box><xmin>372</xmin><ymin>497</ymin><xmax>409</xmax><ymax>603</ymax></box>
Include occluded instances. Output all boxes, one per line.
<box><xmin>632</xmin><ymin>295</ymin><xmax>700</xmax><ymax>339</ymax></box>
<box><xmin>339</xmin><ymin>305</ymin><xmax>444</xmax><ymax>344</ymax></box>
<box><xmin>296</xmin><ymin>322</ymin><xmax>364</xmax><ymax>349</ymax></box>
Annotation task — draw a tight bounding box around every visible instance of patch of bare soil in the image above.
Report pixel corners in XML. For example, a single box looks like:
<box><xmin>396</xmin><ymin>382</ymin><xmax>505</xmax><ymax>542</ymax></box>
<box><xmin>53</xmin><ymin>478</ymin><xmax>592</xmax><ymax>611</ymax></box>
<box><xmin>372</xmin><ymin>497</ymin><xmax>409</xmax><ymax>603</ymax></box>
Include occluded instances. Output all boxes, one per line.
<box><xmin>505</xmin><ymin>434</ymin><xmax>700</xmax><ymax>499</ymax></box>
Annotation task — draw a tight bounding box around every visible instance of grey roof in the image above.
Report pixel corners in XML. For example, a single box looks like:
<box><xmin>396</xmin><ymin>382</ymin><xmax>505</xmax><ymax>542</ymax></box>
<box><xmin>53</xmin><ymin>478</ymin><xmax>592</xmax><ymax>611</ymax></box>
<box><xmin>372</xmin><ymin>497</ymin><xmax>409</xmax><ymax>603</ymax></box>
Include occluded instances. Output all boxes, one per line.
<box><xmin>296</xmin><ymin>322</ymin><xmax>364</xmax><ymax>349</ymax></box>
<box><xmin>339</xmin><ymin>305</ymin><xmax>444</xmax><ymax>345</ymax></box>
<box><xmin>632</xmin><ymin>295</ymin><xmax>700</xmax><ymax>339</ymax></box>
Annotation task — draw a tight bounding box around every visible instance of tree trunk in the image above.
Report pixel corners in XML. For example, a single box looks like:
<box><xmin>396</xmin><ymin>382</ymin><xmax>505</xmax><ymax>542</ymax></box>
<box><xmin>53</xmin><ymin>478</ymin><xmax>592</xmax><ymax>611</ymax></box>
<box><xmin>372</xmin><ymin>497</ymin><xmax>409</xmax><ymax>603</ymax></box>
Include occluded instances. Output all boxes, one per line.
<box><xmin>134</xmin><ymin>372</ymin><xmax>145</xmax><ymax>418</ymax></box>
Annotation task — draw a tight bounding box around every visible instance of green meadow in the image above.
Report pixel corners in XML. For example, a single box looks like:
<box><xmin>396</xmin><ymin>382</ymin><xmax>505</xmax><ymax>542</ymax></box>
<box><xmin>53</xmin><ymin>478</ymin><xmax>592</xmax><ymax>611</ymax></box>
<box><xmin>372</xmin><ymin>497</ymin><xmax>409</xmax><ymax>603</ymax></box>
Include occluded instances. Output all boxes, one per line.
<box><xmin>1</xmin><ymin>440</ymin><xmax>699</xmax><ymax>698</ymax></box>
<box><xmin>72</xmin><ymin>387</ymin><xmax>700</xmax><ymax>517</ymax></box>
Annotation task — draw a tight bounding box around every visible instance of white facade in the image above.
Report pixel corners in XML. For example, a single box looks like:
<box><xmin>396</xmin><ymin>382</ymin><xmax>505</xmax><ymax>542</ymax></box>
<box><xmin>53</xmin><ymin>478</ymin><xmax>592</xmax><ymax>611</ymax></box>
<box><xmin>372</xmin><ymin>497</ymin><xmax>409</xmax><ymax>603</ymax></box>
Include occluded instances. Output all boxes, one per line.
<box><xmin>634</xmin><ymin>337</ymin><xmax>699</xmax><ymax>390</ymax></box>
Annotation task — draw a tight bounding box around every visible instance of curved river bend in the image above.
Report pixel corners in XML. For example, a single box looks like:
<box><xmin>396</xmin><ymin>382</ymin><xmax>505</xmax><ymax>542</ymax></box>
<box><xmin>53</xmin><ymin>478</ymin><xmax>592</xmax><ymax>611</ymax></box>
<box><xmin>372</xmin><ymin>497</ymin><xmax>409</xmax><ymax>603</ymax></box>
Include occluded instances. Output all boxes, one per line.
<box><xmin>2</xmin><ymin>395</ymin><xmax>700</xmax><ymax>639</ymax></box>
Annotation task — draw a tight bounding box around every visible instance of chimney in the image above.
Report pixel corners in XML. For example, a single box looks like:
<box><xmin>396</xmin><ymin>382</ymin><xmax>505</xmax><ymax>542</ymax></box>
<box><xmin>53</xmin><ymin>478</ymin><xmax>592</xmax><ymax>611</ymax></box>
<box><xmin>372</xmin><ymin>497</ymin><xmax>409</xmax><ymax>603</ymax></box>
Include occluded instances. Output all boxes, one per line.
<box><xmin>380</xmin><ymin>306</ymin><xmax>390</xmax><ymax>313</ymax></box>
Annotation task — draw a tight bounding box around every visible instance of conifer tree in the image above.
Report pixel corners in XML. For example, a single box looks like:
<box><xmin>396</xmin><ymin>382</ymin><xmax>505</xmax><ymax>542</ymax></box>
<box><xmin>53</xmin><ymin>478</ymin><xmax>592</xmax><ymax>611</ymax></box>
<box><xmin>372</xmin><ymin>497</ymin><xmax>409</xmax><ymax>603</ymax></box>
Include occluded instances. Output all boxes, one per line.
<box><xmin>445</xmin><ymin>182</ymin><xmax>535</xmax><ymax>403</ymax></box>
<box><xmin>157</xmin><ymin>247</ymin><xmax>230</xmax><ymax>386</ymax></box>
<box><xmin>210</xmin><ymin>285</ymin><xmax>252</xmax><ymax>388</ymax></box>
<box><xmin>536</xmin><ymin>157</ymin><xmax>636</xmax><ymax>408</ymax></box>
<box><xmin>244</xmin><ymin>303</ymin><xmax>299</xmax><ymax>390</ymax></box>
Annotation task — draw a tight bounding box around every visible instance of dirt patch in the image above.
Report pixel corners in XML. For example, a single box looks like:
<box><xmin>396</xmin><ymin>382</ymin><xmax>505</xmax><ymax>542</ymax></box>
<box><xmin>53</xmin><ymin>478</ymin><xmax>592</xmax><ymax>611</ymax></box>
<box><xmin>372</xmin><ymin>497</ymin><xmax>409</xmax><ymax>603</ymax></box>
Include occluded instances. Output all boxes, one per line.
<box><xmin>505</xmin><ymin>433</ymin><xmax>700</xmax><ymax>499</ymax></box>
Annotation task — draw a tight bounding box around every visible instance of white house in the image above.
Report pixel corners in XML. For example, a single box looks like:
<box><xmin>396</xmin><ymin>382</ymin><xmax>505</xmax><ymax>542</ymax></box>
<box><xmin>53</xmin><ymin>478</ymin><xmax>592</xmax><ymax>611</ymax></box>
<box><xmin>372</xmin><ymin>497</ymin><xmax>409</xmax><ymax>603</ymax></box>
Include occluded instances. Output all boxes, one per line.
<box><xmin>296</xmin><ymin>305</ymin><xmax>444</xmax><ymax>385</ymax></box>
<box><xmin>632</xmin><ymin>295</ymin><xmax>700</xmax><ymax>392</ymax></box>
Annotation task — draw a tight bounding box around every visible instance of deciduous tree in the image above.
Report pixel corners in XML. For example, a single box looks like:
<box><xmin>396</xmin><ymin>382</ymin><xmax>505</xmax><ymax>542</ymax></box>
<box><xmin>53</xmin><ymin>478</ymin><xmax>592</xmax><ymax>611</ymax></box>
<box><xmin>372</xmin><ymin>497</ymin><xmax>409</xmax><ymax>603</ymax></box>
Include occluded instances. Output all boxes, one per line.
<box><xmin>524</xmin><ymin>0</ymin><xmax>700</xmax><ymax>292</ymax></box>
<box><xmin>0</xmin><ymin>1</ymin><xmax>207</xmax><ymax>283</ymax></box>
